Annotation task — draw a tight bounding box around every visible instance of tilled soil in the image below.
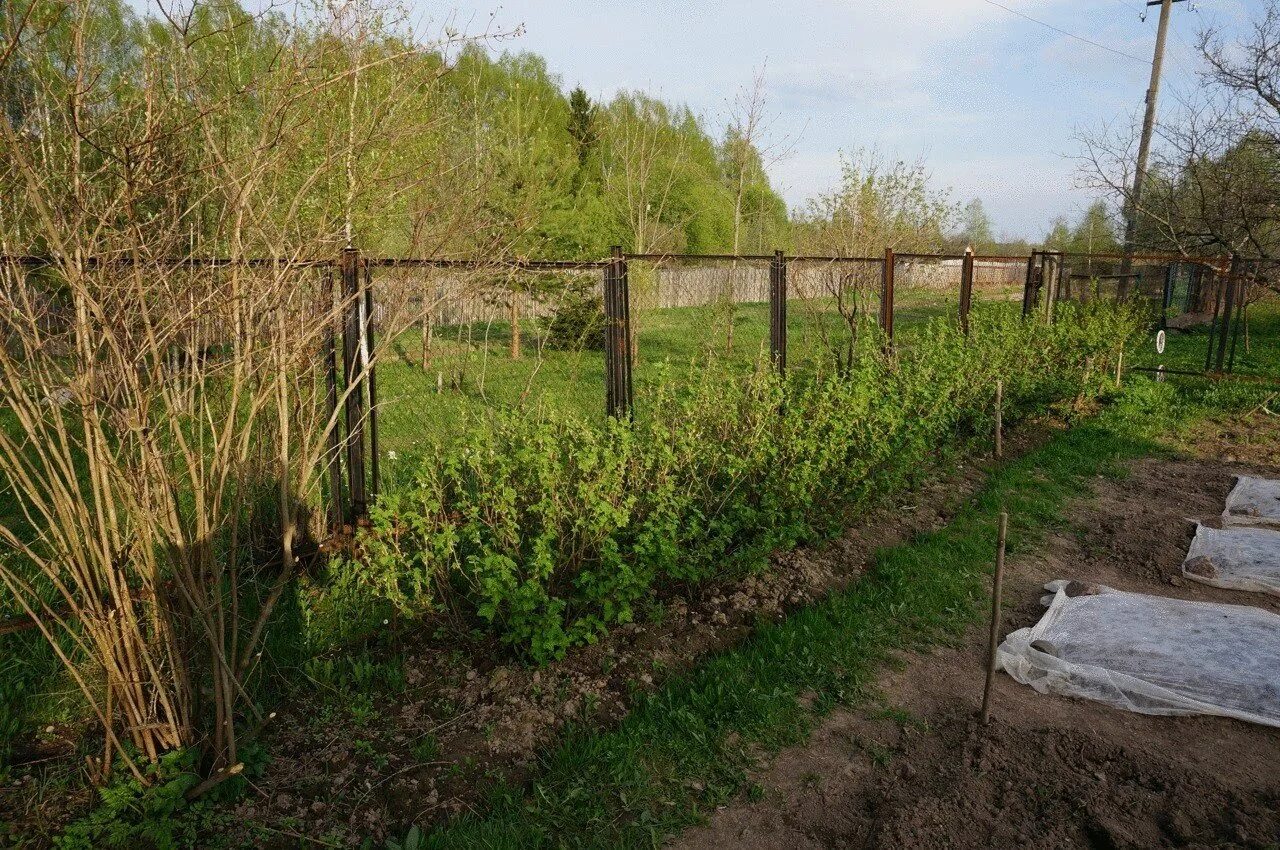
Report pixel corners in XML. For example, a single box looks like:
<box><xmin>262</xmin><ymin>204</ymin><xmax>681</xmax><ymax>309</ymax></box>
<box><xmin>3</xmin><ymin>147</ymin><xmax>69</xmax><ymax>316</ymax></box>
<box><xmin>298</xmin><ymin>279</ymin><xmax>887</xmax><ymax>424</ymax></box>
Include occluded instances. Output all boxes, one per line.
<box><xmin>674</xmin><ymin>411</ymin><xmax>1280</xmax><ymax>850</ymax></box>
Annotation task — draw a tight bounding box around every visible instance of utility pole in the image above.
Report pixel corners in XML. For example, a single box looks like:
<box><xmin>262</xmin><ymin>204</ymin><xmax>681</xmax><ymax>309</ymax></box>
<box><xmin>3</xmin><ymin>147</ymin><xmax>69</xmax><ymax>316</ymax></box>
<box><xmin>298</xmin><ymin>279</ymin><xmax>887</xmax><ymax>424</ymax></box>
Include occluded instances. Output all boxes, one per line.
<box><xmin>1120</xmin><ymin>0</ymin><xmax>1186</xmax><ymax>283</ymax></box>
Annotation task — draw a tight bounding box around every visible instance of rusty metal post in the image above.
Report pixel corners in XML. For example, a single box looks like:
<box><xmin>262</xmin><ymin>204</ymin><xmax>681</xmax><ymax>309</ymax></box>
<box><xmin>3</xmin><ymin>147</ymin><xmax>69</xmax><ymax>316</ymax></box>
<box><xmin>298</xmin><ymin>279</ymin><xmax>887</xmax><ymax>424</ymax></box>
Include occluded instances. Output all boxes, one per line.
<box><xmin>324</xmin><ymin>268</ymin><xmax>345</xmax><ymax>531</ymax></box>
<box><xmin>1021</xmin><ymin>250</ymin><xmax>1039</xmax><ymax>317</ymax></box>
<box><xmin>603</xmin><ymin>246</ymin><xmax>633</xmax><ymax>419</ymax></box>
<box><xmin>1203</xmin><ymin>262</ymin><xmax>1227</xmax><ymax>372</ymax></box>
<box><xmin>363</xmin><ymin>262</ymin><xmax>380</xmax><ymax>500</ymax></box>
<box><xmin>959</xmin><ymin>247</ymin><xmax>975</xmax><ymax>335</ymax></box>
<box><xmin>1039</xmin><ymin>252</ymin><xmax>1054</xmax><ymax>322</ymax></box>
<box><xmin>1225</xmin><ymin>257</ymin><xmax>1246</xmax><ymax>374</ymax></box>
<box><xmin>602</xmin><ymin>255</ymin><xmax>615</xmax><ymax>417</ymax></box>
<box><xmin>880</xmin><ymin>247</ymin><xmax>895</xmax><ymax>345</ymax></box>
<box><xmin>619</xmin><ymin>250</ymin><xmax>634</xmax><ymax>417</ymax></box>
<box><xmin>769</xmin><ymin>249</ymin><xmax>788</xmax><ymax>375</ymax></box>
<box><xmin>340</xmin><ymin>246</ymin><xmax>367</xmax><ymax>521</ymax></box>
<box><xmin>1213</xmin><ymin>255</ymin><xmax>1239</xmax><ymax>373</ymax></box>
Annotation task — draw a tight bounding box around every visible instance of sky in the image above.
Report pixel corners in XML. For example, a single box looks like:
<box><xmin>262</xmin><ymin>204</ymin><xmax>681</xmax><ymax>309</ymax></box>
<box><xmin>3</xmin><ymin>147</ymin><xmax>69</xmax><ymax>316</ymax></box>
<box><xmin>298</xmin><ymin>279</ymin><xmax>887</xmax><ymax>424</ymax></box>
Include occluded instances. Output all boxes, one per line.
<box><xmin>391</xmin><ymin>0</ymin><xmax>1258</xmax><ymax>241</ymax></box>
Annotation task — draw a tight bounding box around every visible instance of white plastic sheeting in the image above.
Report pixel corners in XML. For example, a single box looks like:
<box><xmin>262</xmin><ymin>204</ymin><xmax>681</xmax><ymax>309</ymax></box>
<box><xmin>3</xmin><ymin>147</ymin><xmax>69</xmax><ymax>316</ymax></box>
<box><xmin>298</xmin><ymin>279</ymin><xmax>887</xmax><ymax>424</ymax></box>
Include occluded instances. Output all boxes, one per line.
<box><xmin>1223</xmin><ymin>476</ymin><xmax>1280</xmax><ymax>530</ymax></box>
<box><xmin>997</xmin><ymin>581</ymin><xmax>1280</xmax><ymax>728</ymax></box>
<box><xmin>1182</xmin><ymin>523</ymin><xmax>1280</xmax><ymax>597</ymax></box>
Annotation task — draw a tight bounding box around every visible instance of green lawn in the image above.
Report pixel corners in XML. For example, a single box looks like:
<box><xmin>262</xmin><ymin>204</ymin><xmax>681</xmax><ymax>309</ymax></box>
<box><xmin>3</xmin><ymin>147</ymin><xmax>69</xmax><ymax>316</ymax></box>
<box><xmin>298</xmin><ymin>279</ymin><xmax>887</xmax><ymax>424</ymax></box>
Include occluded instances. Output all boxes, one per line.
<box><xmin>373</xmin><ymin>289</ymin><xmax>977</xmax><ymax>460</ymax></box>
<box><xmin>1128</xmin><ymin>293</ymin><xmax>1280</xmax><ymax>378</ymax></box>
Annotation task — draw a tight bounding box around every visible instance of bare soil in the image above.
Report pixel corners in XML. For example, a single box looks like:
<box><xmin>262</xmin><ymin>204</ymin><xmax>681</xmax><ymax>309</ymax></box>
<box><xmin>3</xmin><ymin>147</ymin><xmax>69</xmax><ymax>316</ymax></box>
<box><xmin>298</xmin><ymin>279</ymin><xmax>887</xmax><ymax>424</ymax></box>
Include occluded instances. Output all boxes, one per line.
<box><xmin>674</xmin><ymin>411</ymin><xmax>1280</xmax><ymax>850</ymax></box>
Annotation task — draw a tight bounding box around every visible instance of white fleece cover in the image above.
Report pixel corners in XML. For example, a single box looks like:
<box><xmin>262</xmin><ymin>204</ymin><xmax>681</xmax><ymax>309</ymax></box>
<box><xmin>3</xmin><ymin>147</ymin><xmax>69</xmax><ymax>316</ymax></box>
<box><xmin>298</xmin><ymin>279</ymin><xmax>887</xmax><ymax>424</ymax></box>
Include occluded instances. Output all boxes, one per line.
<box><xmin>1182</xmin><ymin>523</ymin><xmax>1280</xmax><ymax>597</ymax></box>
<box><xmin>997</xmin><ymin>580</ymin><xmax>1280</xmax><ymax>728</ymax></box>
<box><xmin>1223</xmin><ymin>476</ymin><xmax>1280</xmax><ymax>530</ymax></box>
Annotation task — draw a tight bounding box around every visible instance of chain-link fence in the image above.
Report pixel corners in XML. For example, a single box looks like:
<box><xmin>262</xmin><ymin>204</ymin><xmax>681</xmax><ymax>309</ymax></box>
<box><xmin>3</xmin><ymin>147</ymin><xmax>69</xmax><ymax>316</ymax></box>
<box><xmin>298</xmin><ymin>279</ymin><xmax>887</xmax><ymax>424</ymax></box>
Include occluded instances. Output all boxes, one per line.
<box><xmin>11</xmin><ymin>246</ymin><xmax>1261</xmax><ymax>532</ymax></box>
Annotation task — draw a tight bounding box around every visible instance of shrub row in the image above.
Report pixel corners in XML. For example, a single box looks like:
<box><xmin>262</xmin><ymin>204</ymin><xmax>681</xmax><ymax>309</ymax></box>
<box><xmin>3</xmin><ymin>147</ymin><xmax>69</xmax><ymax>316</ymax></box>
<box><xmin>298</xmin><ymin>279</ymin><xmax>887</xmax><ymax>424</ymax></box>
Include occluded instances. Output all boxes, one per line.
<box><xmin>311</xmin><ymin>304</ymin><xmax>1142</xmax><ymax>662</ymax></box>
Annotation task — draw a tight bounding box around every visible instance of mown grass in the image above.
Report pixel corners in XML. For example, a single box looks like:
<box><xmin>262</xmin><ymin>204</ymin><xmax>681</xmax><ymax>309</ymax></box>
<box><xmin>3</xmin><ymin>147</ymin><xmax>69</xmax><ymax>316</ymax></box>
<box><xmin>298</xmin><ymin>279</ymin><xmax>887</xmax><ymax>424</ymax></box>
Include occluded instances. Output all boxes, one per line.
<box><xmin>373</xmin><ymin>289</ymin><xmax>971</xmax><ymax>457</ymax></box>
<box><xmin>411</xmin><ymin>374</ymin><xmax>1272</xmax><ymax>849</ymax></box>
<box><xmin>1128</xmin><ymin>294</ymin><xmax>1280</xmax><ymax>378</ymax></box>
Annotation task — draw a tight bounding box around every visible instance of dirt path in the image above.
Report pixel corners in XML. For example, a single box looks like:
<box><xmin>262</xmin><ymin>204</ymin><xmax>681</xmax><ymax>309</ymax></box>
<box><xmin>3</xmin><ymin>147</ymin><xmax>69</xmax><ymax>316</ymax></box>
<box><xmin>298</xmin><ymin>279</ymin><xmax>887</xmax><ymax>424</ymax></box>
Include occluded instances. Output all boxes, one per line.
<box><xmin>674</xmin><ymin>413</ymin><xmax>1280</xmax><ymax>850</ymax></box>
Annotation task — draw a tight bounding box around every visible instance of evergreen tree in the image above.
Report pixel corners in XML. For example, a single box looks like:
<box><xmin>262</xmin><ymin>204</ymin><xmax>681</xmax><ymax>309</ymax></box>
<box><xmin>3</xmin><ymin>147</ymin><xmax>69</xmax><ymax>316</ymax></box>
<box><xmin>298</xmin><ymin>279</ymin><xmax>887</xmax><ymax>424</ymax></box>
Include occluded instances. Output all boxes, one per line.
<box><xmin>567</xmin><ymin>86</ymin><xmax>598</xmax><ymax>167</ymax></box>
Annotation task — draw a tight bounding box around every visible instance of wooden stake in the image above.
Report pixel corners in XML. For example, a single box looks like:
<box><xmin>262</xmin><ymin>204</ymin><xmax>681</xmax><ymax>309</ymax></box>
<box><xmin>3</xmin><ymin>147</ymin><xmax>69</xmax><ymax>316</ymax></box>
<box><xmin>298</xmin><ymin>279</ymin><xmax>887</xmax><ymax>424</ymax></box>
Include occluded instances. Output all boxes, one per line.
<box><xmin>981</xmin><ymin>510</ymin><xmax>1009</xmax><ymax>725</ymax></box>
<box><xmin>995</xmin><ymin>379</ymin><xmax>1003</xmax><ymax>460</ymax></box>
<box><xmin>1115</xmin><ymin>350</ymin><xmax>1124</xmax><ymax>387</ymax></box>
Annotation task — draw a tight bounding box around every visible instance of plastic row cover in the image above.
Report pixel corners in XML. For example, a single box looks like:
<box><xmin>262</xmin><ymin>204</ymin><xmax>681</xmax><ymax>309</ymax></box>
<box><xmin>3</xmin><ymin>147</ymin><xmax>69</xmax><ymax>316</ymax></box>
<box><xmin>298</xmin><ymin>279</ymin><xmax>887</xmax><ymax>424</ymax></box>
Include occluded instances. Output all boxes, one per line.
<box><xmin>998</xmin><ymin>580</ymin><xmax>1280</xmax><ymax>728</ymax></box>
<box><xmin>1224</xmin><ymin>476</ymin><xmax>1280</xmax><ymax>530</ymax></box>
<box><xmin>1183</xmin><ymin>523</ymin><xmax>1280</xmax><ymax>597</ymax></box>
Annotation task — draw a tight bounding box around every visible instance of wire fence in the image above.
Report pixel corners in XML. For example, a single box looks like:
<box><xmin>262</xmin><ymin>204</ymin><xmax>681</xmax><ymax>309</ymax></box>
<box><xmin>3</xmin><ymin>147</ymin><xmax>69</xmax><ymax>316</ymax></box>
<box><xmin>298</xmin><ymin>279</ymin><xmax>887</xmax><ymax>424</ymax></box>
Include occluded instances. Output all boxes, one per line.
<box><xmin>4</xmin><ymin>246</ymin><xmax>1259</xmax><ymax>531</ymax></box>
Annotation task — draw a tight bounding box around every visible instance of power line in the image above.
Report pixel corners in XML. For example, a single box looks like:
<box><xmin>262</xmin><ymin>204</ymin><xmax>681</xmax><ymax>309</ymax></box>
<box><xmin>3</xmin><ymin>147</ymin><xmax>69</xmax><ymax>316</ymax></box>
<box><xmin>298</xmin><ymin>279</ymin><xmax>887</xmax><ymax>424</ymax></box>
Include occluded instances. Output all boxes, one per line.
<box><xmin>977</xmin><ymin>0</ymin><xmax>1147</xmax><ymax>63</ymax></box>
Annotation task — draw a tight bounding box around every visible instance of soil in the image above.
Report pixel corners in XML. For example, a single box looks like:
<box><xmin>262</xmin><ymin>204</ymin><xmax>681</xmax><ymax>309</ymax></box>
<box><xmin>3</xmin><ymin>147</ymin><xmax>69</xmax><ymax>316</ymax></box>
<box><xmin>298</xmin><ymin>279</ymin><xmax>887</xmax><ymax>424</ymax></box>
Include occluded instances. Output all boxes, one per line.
<box><xmin>673</xmin><ymin>410</ymin><xmax>1280</xmax><ymax>850</ymax></box>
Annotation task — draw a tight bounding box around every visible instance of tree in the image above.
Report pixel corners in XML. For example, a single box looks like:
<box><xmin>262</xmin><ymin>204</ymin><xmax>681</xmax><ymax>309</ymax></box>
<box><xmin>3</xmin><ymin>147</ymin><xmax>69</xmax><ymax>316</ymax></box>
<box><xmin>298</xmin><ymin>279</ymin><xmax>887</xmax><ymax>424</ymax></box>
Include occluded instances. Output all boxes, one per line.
<box><xmin>1069</xmin><ymin>201</ymin><xmax>1120</xmax><ymax>256</ymax></box>
<box><xmin>1078</xmin><ymin>1</ymin><xmax>1280</xmax><ymax>261</ymax></box>
<box><xmin>1043</xmin><ymin>216</ymin><xmax>1072</xmax><ymax>251</ymax></box>
<box><xmin>794</xmin><ymin>149</ymin><xmax>956</xmax><ymax>256</ymax></box>
<box><xmin>567</xmin><ymin>85</ymin><xmax>598</xmax><ymax>169</ymax></box>
<box><xmin>958</xmin><ymin>198</ymin><xmax>994</xmax><ymax>252</ymax></box>
<box><xmin>792</xmin><ymin>149</ymin><xmax>956</xmax><ymax>371</ymax></box>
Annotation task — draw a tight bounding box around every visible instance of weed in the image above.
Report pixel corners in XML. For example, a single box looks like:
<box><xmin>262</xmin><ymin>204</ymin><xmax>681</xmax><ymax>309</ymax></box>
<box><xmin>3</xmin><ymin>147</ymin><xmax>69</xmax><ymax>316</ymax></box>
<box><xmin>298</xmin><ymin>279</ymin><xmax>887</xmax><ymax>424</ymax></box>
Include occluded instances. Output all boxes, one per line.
<box><xmin>415</xmin><ymin>372</ymin><xmax>1258</xmax><ymax>848</ymax></box>
<box><xmin>412</xmin><ymin>735</ymin><xmax>441</xmax><ymax>764</ymax></box>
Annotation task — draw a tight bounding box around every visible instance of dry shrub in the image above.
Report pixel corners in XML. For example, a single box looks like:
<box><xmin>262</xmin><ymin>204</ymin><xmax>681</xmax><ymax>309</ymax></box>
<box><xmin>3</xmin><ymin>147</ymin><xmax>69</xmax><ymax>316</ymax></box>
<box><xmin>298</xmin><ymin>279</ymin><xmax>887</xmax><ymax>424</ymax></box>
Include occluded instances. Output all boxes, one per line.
<box><xmin>0</xmin><ymin>0</ymin><xmax>484</xmax><ymax>782</ymax></box>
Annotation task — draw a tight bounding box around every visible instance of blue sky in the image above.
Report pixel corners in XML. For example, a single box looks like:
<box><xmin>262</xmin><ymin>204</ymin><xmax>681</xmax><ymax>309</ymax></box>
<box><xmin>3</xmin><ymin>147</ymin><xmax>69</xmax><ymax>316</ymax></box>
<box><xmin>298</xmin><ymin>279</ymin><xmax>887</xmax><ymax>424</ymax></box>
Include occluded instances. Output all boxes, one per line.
<box><xmin>398</xmin><ymin>0</ymin><xmax>1256</xmax><ymax>240</ymax></box>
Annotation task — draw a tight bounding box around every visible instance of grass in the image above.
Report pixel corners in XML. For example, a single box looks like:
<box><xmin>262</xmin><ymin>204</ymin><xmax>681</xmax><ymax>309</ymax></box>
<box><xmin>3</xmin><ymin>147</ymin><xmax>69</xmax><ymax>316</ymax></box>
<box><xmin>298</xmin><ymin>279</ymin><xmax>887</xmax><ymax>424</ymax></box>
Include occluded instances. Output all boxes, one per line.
<box><xmin>408</xmin><ymin>374</ymin><xmax>1272</xmax><ymax>849</ymax></box>
<box><xmin>374</xmin><ymin>287</ymin><xmax>997</xmax><ymax>459</ymax></box>
<box><xmin>0</xmin><ymin>285</ymin><xmax>1022</xmax><ymax>766</ymax></box>
<box><xmin>1128</xmin><ymin>293</ymin><xmax>1280</xmax><ymax>378</ymax></box>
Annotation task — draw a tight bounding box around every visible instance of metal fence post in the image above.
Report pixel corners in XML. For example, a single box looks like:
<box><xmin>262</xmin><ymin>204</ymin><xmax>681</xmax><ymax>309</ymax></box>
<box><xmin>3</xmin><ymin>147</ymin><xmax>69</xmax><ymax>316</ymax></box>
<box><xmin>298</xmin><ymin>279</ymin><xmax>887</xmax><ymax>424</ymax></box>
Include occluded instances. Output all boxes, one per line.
<box><xmin>1215</xmin><ymin>255</ymin><xmax>1240</xmax><ymax>372</ymax></box>
<box><xmin>603</xmin><ymin>255</ymin><xmax>615</xmax><ymax>417</ymax></box>
<box><xmin>340</xmin><ymin>245</ymin><xmax>368</xmax><ymax>521</ymax></box>
<box><xmin>1204</xmin><ymin>260</ymin><xmax>1227</xmax><ymax>373</ymax></box>
<box><xmin>1227</xmin><ymin>259</ymin><xmax>1247</xmax><ymax>374</ymax></box>
<box><xmin>770</xmin><ymin>249</ymin><xmax>788</xmax><ymax>375</ymax></box>
<box><xmin>604</xmin><ymin>246</ymin><xmax>633</xmax><ymax>419</ymax></box>
<box><xmin>620</xmin><ymin>249</ymin><xmax>634</xmax><ymax>417</ymax></box>
<box><xmin>959</xmin><ymin>246</ymin><xmax>975</xmax><ymax>335</ymax></box>
<box><xmin>880</xmin><ymin>247</ymin><xmax>895</xmax><ymax>345</ymax></box>
<box><xmin>363</xmin><ymin>261</ymin><xmax>380</xmax><ymax>500</ymax></box>
<box><xmin>1021</xmin><ymin>249</ymin><xmax>1040</xmax><ymax>317</ymax></box>
<box><xmin>324</xmin><ymin>267</ymin><xmax>346</xmax><ymax>531</ymax></box>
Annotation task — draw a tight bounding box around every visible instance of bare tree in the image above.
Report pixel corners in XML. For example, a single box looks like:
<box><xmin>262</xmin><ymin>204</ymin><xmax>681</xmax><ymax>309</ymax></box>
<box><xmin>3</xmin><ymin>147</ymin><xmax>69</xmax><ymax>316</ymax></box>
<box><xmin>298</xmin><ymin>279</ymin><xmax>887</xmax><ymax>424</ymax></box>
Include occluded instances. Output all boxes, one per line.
<box><xmin>1077</xmin><ymin>1</ymin><xmax>1280</xmax><ymax>265</ymax></box>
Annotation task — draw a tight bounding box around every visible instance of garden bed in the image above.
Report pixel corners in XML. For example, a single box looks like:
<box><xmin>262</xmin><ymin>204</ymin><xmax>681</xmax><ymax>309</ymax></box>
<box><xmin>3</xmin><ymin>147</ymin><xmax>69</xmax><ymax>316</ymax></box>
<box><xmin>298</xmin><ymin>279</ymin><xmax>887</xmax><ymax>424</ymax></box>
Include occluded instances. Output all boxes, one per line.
<box><xmin>675</xmin><ymin>410</ymin><xmax>1280</xmax><ymax>850</ymax></box>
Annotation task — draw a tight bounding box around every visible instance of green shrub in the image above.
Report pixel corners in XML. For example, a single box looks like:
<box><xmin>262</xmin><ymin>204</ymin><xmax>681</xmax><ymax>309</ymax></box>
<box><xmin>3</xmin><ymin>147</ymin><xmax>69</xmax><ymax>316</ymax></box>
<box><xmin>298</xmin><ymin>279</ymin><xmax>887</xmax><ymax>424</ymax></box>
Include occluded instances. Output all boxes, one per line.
<box><xmin>54</xmin><ymin>744</ymin><xmax>266</xmax><ymax>849</ymax></box>
<box><xmin>541</xmin><ymin>287</ymin><xmax>605</xmax><ymax>351</ymax></box>
<box><xmin>322</xmin><ymin>303</ymin><xmax>1142</xmax><ymax>662</ymax></box>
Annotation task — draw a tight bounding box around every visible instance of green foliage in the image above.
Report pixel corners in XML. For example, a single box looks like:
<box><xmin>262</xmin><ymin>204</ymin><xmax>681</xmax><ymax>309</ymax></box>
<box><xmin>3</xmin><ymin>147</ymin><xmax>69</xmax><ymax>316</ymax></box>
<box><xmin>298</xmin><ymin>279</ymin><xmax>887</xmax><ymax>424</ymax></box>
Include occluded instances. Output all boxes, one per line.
<box><xmin>322</xmin><ymin>304</ymin><xmax>1143</xmax><ymax>663</ymax></box>
<box><xmin>1044</xmin><ymin>201</ymin><xmax>1120</xmax><ymax>254</ymax></box>
<box><xmin>957</xmin><ymin>198</ymin><xmax>995</xmax><ymax>253</ymax></box>
<box><xmin>793</xmin><ymin>149</ymin><xmax>957</xmax><ymax>256</ymax></box>
<box><xmin>542</xmin><ymin>286</ymin><xmax>606</xmax><ymax>351</ymax></box>
<box><xmin>53</xmin><ymin>745</ymin><xmax>264</xmax><ymax>850</ymax></box>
